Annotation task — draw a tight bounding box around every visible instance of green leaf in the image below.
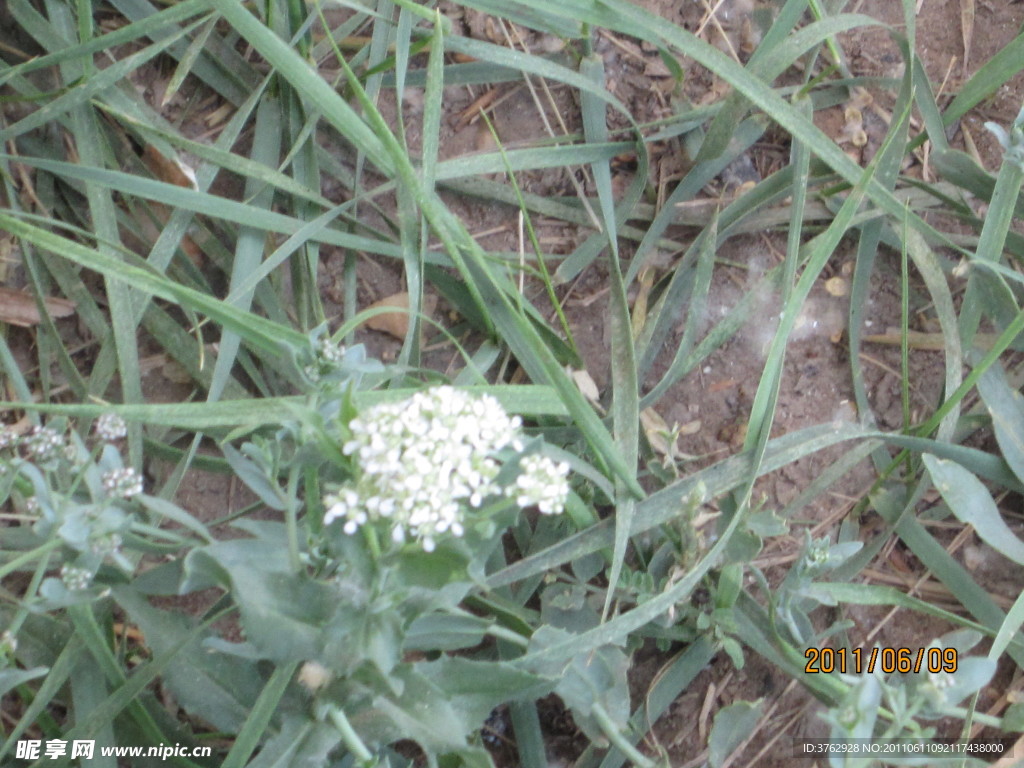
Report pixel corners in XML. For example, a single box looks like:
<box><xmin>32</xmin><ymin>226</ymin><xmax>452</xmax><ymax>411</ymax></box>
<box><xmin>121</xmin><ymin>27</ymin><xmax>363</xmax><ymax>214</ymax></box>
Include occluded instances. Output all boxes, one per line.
<box><xmin>221</xmin><ymin>444</ymin><xmax>286</xmax><ymax>511</ymax></box>
<box><xmin>923</xmin><ymin>454</ymin><xmax>1024</xmax><ymax>565</ymax></box>
<box><xmin>420</xmin><ymin>656</ymin><xmax>553</xmax><ymax>724</ymax></box>
<box><xmin>181</xmin><ymin>534</ymin><xmax>341</xmax><ymax>664</ymax></box>
<box><xmin>0</xmin><ymin>384</ymin><xmax>569</xmax><ymax>430</ymax></box>
<box><xmin>541</xmin><ymin>583</ymin><xmax>600</xmax><ymax>634</ymax></box>
<box><xmin>337</xmin><ymin>657</ymin><xmax>549</xmax><ymax>758</ymax></box>
<box><xmin>1003</xmin><ymin>701</ymin><xmax>1024</xmax><ymax>731</ymax></box>
<box><xmin>977</xmin><ymin>364</ymin><xmax>1024</xmax><ymax>487</ymax></box>
<box><xmin>221</xmin><ymin>662</ymin><xmax>299</xmax><ymax>768</ymax></box>
<box><xmin>709</xmin><ymin>699</ymin><xmax>763</xmax><ymax>768</ymax></box>
<box><xmin>525</xmin><ymin>626</ymin><xmax>630</xmax><ymax>746</ymax></box>
<box><xmin>245</xmin><ymin>714</ymin><xmax>341</xmax><ymax>768</ymax></box>
<box><xmin>114</xmin><ymin>587</ymin><xmax>266</xmax><ymax>734</ymax></box>
<box><xmin>919</xmin><ymin>656</ymin><xmax>996</xmax><ymax>714</ymax></box>
<box><xmin>0</xmin><ymin>667</ymin><xmax>48</xmax><ymax>699</ymax></box>
<box><xmin>403</xmin><ymin>614</ymin><xmax>489</xmax><ymax>652</ymax></box>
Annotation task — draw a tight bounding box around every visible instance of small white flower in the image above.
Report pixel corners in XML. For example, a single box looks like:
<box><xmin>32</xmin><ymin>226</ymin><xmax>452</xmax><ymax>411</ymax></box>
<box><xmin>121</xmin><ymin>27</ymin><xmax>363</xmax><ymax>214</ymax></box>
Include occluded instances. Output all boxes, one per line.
<box><xmin>298</xmin><ymin>661</ymin><xmax>332</xmax><ymax>692</ymax></box>
<box><xmin>102</xmin><ymin>467</ymin><xmax>144</xmax><ymax>499</ymax></box>
<box><xmin>323</xmin><ymin>488</ymin><xmax>364</xmax><ymax>533</ymax></box>
<box><xmin>0</xmin><ymin>630</ymin><xmax>17</xmax><ymax>655</ymax></box>
<box><xmin>94</xmin><ymin>413</ymin><xmax>128</xmax><ymax>441</ymax></box>
<box><xmin>927</xmin><ymin>669</ymin><xmax>954</xmax><ymax>690</ymax></box>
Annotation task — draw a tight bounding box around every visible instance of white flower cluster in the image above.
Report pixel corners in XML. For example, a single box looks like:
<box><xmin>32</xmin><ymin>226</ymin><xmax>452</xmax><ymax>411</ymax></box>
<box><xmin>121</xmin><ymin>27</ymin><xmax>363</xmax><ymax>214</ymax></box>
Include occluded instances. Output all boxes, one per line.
<box><xmin>0</xmin><ymin>426</ymin><xmax>17</xmax><ymax>451</ymax></box>
<box><xmin>90</xmin><ymin>532</ymin><xmax>123</xmax><ymax>557</ymax></box>
<box><xmin>317</xmin><ymin>335</ymin><xmax>346</xmax><ymax>364</ymax></box>
<box><xmin>94</xmin><ymin>413</ymin><xmax>128</xmax><ymax>442</ymax></box>
<box><xmin>60</xmin><ymin>564</ymin><xmax>92</xmax><ymax>591</ymax></box>
<box><xmin>514</xmin><ymin>454</ymin><xmax>571</xmax><ymax>515</ymax></box>
<box><xmin>102</xmin><ymin>467</ymin><xmax>144</xmax><ymax>499</ymax></box>
<box><xmin>323</xmin><ymin>386</ymin><xmax>569</xmax><ymax>552</ymax></box>
<box><xmin>23</xmin><ymin>426</ymin><xmax>64</xmax><ymax>462</ymax></box>
<box><xmin>303</xmin><ymin>336</ymin><xmax>347</xmax><ymax>382</ymax></box>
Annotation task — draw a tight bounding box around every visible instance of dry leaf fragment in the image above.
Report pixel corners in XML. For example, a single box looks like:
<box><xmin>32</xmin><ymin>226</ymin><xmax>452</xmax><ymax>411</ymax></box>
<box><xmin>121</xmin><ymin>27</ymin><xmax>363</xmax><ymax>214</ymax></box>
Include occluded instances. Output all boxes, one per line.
<box><xmin>0</xmin><ymin>288</ymin><xmax>75</xmax><ymax>327</ymax></box>
<box><xmin>961</xmin><ymin>0</ymin><xmax>974</xmax><ymax>75</ymax></box>
<box><xmin>141</xmin><ymin>144</ymin><xmax>197</xmax><ymax>189</ymax></box>
<box><xmin>643</xmin><ymin>57</ymin><xmax>672</xmax><ymax>77</ymax></box>
<box><xmin>825</xmin><ymin>276</ymin><xmax>849</xmax><ymax>297</ymax></box>
<box><xmin>571</xmin><ymin>368</ymin><xmax>601</xmax><ymax>406</ymax></box>
<box><xmin>641</xmin><ymin>407</ymin><xmax>672</xmax><ymax>457</ymax></box>
<box><xmin>863</xmin><ymin>327</ymin><xmax>997</xmax><ymax>351</ymax></box>
<box><xmin>641</xmin><ymin>408</ymin><xmax>700</xmax><ymax>460</ymax></box>
<box><xmin>454</xmin><ymin>87</ymin><xmax>501</xmax><ymax>130</ymax></box>
<box><xmin>363</xmin><ymin>292</ymin><xmax>437</xmax><ymax>340</ymax></box>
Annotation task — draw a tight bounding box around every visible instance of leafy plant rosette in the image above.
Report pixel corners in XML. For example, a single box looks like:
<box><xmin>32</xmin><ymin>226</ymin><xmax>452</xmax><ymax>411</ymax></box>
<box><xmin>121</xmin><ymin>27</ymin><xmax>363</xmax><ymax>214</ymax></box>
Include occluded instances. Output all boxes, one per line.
<box><xmin>174</xmin><ymin>335</ymin><xmax>576</xmax><ymax>764</ymax></box>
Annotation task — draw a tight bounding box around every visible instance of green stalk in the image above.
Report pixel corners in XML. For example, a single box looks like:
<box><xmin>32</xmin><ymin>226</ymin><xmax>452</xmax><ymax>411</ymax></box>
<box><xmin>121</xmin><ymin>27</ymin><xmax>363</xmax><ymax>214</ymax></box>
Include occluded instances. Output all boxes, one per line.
<box><xmin>0</xmin><ymin>538</ymin><xmax>61</xmax><ymax>581</ymax></box>
<box><xmin>590</xmin><ymin>702</ymin><xmax>655</xmax><ymax>768</ymax></box>
<box><xmin>324</xmin><ymin>704</ymin><xmax>376</xmax><ymax>766</ymax></box>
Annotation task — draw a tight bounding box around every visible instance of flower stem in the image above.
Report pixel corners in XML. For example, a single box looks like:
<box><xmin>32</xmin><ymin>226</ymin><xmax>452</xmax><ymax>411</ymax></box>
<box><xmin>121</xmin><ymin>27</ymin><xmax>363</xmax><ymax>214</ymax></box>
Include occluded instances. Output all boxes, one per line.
<box><xmin>0</xmin><ymin>537</ymin><xmax>61</xmax><ymax>580</ymax></box>
<box><xmin>362</xmin><ymin>524</ymin><xmax>381</xmax><ymax>560</ymax></box>
<box><xmin>591</xmin><ymin>702</ymin><xmax>655</xmax><ymax>768</ymax></box>
<box><xmin>485</xmin><ymin>623</ymin><xmax>529</xmax><ymax>648</ymax></box>
<box><xmin>285</xmin><ymin>467</ymin><xmax>301</xmax><ymax>572</ymax></box>
<box><xmin>325</xmin><ymin>703</ymin><xmax>376</xmax><ymax>766</ymax></box>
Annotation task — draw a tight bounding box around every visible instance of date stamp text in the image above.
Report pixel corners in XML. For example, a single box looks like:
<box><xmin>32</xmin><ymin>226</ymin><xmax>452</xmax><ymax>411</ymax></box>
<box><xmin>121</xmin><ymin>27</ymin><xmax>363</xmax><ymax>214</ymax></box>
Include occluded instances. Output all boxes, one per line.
<box><xmin>803</xmin><ymin>647</ymin><xmax>957</xmax><ymax>675</ymax></box>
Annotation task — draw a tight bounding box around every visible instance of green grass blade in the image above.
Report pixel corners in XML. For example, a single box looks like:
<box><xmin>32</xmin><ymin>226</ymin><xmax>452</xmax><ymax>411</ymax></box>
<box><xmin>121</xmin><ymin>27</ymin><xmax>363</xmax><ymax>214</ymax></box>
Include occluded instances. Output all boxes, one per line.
<box><xmin>107</xmin><ymin>0</ymin><xmax>259</xmax><ymax>104</ymax></box>
<box><xmin>0</xmin><ymin>12</ymin><xmax>201</xmax><ymax>143</ymax></box>
<box><xmin>697</xmin><ymin>12</ymin><xmax>880</xmax><ymax>162</ymax></box>
<box><xmin>741</xmin><ymin>95</ymin><xmax>812</xmax><ymax>477</ymax></box>
<box><xmin>0</xmin><ymin>0</ymin><xmax>206</xmax><ymax>85</ymax></box>
<box><xmin>0</xmin><ymin>385</ymin><xmax>570</xmax><ymax>430</ymax></box>
<box><xmin>161</xmin><ymin>14</ymin><xmax>217</xmax><ymax>108</ymax></box>
<box><xmin>47</xmin><ymin>0</ymin><xmax>145</xmax><ymax>466</ymax></box>
<box><xmin>0</xmin><ymin>212</ymin><xmax>307</xmax><ymax>354</ymax></box>
<box><xmin>207</xmin><ymin>0</ymin><xmax>392</xmax><ymax>173</ymax></box>
<box><xmin>207</xmin><ymin>94</ymin><xmax>282</xmax><ymax>401</ymax></box>
<box><xmin>904</xmin><ymin>227</ymin><xmax>962</xmax><ymax>444</ymax></box>
<box><xmin>579</xmin><ymin>50</ymin><xmax>641</xmax><ymax>621</ymax></box>
<box><xmin>221</xmin><ymin>662</ymin><xmax>300</xmax><ymax>768</ymax></box>
<box><xmin>944</xmin><ymin>30</ymin><xmax>1024</xmax><ymax>127</ymax></box>
<box><xmin>958</xmin><ymin>131</ymin><xmax>1024</xmax><ymax>348</ymax></box>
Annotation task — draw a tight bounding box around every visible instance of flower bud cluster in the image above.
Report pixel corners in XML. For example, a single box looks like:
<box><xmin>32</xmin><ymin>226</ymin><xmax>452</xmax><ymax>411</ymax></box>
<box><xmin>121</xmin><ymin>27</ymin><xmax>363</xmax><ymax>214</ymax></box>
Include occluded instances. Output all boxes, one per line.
<box><xmin>102</xmin><ymin>467</ymin><xmax>144</xmax><ymax>499</ymax></box>
<box><xmin>94</xmin><ymin>413</ymin><xmax>128</xmax><ymax>442</ymax></box>
<box><xmin>303</xmin><ymin>335</ymin><xmax>348</xmax><ymax>382</ymax></box>
<box><xmin>0</xmin><ymin>427</ymin><xmax>17</xmax><ymax>451</ymax></box>
<box><xmin>23</xmin><ymin>426</ymin><xmax>64</xmax><ymax>463</ymax></box>
<box><xmin>90</xmin><ymin>532</ymin><xmax>124</xmax><ymax>557</ymax></box>
<box><xmin>323</xmin><ymin>386</ymin><xmax>569</xmax><ymax>552</ymax></box>
<box><xmin>60</xmin><ymin>564</ymin><xmax>93</xmax><ymax>591</ymax></box>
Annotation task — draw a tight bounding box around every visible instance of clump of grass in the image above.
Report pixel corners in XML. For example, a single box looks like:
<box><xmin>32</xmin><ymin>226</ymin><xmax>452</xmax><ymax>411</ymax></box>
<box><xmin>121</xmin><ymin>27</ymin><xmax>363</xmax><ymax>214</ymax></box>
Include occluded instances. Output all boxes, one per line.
<box><xmin>2</xmin><ymin>0</ymin><xmax>1024</xmax><ymax>766</ymax></box>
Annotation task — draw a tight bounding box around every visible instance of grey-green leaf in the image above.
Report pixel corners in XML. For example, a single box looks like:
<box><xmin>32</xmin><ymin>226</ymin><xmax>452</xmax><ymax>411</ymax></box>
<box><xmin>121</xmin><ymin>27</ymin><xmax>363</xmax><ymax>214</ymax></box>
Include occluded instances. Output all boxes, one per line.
<box><xmin>923</xmin><ymin>454</ymin><xmax>1024</xmax><ymax>565</ymax></box>
<box><xmin>709</xmin><ymin>699</ymin><xmax>763</xmax><ymax>768</ymax></box>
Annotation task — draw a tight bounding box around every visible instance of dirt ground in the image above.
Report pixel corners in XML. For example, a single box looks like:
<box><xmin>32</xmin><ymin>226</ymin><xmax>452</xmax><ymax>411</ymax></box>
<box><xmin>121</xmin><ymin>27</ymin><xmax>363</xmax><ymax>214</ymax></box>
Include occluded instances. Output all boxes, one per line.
<box><xmin>5</xmin><ymin>0</ymin><xmax>1024</xmax><ymax>765</ymax></box>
